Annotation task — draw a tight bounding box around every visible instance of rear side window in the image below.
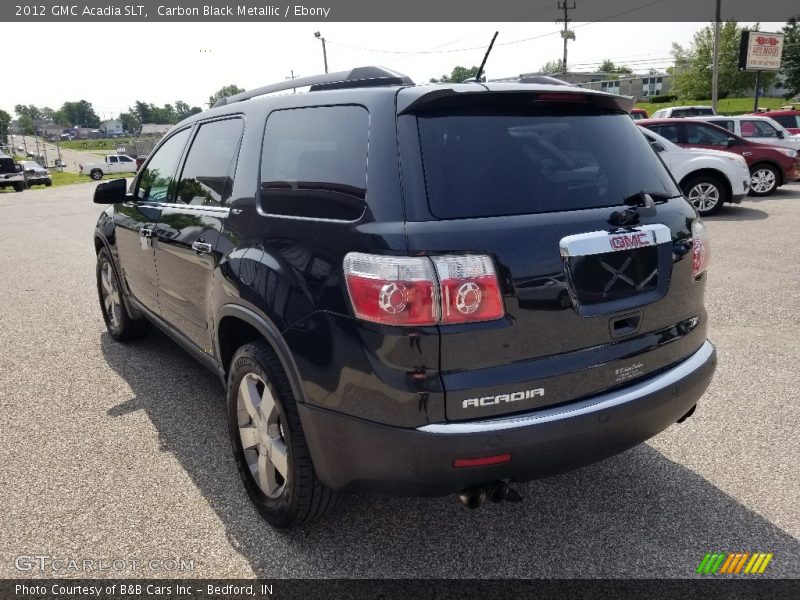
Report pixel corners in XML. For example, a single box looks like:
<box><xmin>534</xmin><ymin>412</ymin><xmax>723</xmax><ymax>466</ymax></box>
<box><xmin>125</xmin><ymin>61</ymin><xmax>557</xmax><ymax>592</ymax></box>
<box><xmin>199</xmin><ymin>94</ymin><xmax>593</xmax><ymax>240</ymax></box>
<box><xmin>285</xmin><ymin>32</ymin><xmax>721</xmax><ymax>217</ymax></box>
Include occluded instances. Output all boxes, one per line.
<box><xmin>176</xmin><ymin>118</ymin><xmax>244</xmax><ymax>206</ymax></box>
<box><xmin>772</xmin><ymin>114</ymin><xmax>799</xmax><ymax>129</ymax></box>
<box><xmin>686</xmin><ymin>123</ymin><xmax>730</xmax><ymax>145</ymax></box>
<box><xmin>136</xmin><ymin>128</ymin><xmax>191</xmax><ymax>202</ymax></box>
<box><xmin>417</xmin><ymin>108</ymin><xmax>679</xmax><ymax>219</ymax></box>
<box><xmin>672</xmin><ymin>108</ymin><xmax>714</xmax><ymax>117</ymax></box>
<box><xmin>260</xmin><ymin>105</ymin><xmax>368</xmax><ymax>220</ymax></box>
<box><xmin>649</xmin><ymin>124</ymin><xmax>681</xmax><ymax>143</ymax></box>
<box><xmin>709</xmin><ymin>120</ymin><xmax>734</xmax><ymax>133</ymax></box>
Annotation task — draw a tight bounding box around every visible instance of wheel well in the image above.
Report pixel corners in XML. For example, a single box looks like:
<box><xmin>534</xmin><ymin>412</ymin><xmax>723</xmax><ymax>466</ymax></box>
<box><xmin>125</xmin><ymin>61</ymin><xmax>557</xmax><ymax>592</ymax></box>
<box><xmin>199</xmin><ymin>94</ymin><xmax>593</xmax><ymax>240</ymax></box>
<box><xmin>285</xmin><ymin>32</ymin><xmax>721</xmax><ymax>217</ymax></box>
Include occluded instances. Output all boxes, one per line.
<box><xmin>680</xmin><ymin>169</ymin><xmax>732</xmax><ymax>200</ymax></box>
<box><xmin>218</xmin><ymin>316</ymin><xmax>267</xmax><ymax>375</ymax></box>
<box><xmin>750</xmin><ymin>162</ymin><xmax>783</xmax><ymax>186</ymax></box>
<box><xmin>94</xmin><ymin>237</ymin><xmax>105</xmax><ymax>254</ymax></box>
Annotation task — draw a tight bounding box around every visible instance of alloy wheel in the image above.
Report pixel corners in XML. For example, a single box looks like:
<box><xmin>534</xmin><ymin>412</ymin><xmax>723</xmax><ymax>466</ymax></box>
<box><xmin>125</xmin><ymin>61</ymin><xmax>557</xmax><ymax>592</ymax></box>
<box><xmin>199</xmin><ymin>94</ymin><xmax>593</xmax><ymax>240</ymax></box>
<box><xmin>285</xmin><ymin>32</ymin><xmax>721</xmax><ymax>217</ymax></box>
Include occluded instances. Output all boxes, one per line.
<box><xmin>100</xmin><ymin>262</ymin><xmax>123</xmax><ymax>331</ymax></box>
<box><xmin>687</xmin><ymin>182</ymin><xmax>720</xmax><ymax>213</ymax></box>
<box><xmin>751</xmin><ymin>169</ymin><xmax>777</xmax><ymax>194</ymax></box>
<box><xmin>237</xmin><ymin>373</ymin><xmax>289</xmax><ymax>499</ymax></box>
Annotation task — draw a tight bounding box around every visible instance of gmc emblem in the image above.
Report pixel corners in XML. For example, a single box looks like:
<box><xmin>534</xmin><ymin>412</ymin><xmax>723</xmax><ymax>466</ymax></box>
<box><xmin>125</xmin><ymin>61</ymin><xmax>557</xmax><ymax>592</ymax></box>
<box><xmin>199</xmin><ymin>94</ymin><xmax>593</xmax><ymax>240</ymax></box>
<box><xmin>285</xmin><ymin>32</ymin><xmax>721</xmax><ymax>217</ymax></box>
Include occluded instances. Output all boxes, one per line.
<box><xmin>609</xmin><ymin>232</ymin><xmax>652</xmax><ymax>250</ymax></box>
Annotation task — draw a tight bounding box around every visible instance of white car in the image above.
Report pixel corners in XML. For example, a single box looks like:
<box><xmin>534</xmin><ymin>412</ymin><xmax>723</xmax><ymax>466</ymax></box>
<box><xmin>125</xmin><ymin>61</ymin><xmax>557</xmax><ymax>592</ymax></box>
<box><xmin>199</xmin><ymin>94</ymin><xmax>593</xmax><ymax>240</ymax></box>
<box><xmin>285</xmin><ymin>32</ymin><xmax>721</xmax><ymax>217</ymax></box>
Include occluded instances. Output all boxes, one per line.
<box><xmin>641</xmin><ymin>128</ymin><xmax>750</xmax><ymax>216</ymax></box>
<box><xmin>691</xmin><ymin>115</ymin><xmax>800</xmax><ymax>152</ymax></box>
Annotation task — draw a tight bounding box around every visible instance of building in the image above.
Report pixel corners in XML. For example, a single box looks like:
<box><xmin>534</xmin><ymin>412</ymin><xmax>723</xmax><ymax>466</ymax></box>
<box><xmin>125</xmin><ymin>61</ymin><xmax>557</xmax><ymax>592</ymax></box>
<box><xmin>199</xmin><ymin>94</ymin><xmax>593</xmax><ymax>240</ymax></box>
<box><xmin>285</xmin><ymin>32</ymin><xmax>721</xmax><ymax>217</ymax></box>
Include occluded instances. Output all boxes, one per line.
<box><xmin>100</xmin><ymin>119</ymin><xmax>124</xmax><ymax>137</ymax></box>
<box><xmin>492</xmin><ymin>71</ymin><xmax>673</xmax><ymax>101</ymax></box>
<box><xmin>140</xmin><ymin>123</ymin><xmax>172</xmax><ymax>136</ymax></box>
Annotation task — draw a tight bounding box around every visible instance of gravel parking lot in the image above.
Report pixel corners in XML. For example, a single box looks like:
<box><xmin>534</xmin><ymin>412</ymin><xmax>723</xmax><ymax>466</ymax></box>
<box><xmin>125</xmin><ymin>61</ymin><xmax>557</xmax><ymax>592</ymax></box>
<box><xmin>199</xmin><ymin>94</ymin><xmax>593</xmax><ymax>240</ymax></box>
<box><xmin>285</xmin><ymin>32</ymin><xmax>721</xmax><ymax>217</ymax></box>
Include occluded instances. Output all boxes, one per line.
<box><xmin>0</xmin><ymin>182</ymin><xmax>798</xmax><ymax>579</ymax></box>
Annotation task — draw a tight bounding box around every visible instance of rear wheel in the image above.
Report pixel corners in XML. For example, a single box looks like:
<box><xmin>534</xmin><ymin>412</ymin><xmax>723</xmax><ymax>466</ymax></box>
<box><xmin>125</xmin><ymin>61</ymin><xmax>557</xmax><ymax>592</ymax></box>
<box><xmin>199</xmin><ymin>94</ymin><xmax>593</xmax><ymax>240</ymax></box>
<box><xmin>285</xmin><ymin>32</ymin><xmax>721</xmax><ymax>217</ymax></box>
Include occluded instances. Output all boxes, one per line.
<box><xmin>13</xmin><ymin>182</ymin><xmax>24</xmax><ymax>192</ymax></box>
<box><xmin>90</xmin><ymin>169</ymin><xmax>103</xmax><ymax>181</ymax></box>
<box><xmin>227</xmin><ymin>341</ymin><xmax>337</xmax><ymax>528</ymax></box>
<box><xmin>749</xmin><ymin>164</ymin><xmax>779</xmax><ymax>197</ymax></box>
<box><xmin>45</xmin><ymin>180</ymin><xmax>52</xmax><ymax>187</ymax></box>
<box><xmin>682</xmin><ymin>175</ymin><xmax>726</xmax><ymax>216</ymax></box>
<box><xmin>96</xmin><ymin>247</ymin><xmax>151</xmax><ymax>341</ymax></box>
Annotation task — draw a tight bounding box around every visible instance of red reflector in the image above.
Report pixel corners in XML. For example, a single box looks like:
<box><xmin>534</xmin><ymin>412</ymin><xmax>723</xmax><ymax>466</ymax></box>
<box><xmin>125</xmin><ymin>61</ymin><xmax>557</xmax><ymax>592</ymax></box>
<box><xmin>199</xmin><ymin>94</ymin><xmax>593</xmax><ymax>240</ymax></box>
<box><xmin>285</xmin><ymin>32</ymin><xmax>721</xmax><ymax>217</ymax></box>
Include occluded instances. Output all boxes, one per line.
<box><xmin>453</xmin><ymin>454</ymin><xmax>512</xmax><ymax>468</ymax></box>
<box><xmin>536</xmin><ymin>93</ymin><xmax>587</xmax><ymax>102</ymax></box>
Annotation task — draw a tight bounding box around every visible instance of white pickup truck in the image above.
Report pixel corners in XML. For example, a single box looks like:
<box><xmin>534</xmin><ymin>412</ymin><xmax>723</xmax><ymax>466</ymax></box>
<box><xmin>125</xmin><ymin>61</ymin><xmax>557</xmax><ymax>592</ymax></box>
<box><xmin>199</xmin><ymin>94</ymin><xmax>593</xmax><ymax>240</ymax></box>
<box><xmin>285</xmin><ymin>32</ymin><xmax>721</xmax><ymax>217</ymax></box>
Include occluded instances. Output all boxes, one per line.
<box><xmin>79</xmin><ymin>154</ymin><xmax>137</xmax><ymax>180</ymax></box>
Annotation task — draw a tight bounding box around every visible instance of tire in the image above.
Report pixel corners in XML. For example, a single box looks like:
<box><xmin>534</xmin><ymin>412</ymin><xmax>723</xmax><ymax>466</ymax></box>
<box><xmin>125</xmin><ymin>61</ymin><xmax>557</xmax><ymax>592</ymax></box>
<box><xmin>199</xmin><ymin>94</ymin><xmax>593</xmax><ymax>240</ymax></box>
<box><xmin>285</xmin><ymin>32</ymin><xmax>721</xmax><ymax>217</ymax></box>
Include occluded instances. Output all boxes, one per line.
<box><xmin>749</xmin><ymin>164</ymin><xmax>779</xmax><ymax>197</ymax></box>
<box><xmin>681</xmin><ymin>174</ymin><xmax>726</xmax><ymax>216</ymax></box>
<box><xmin>90</xmin><ymin>169</ymin><xmax>103</xmax><ymax>181</ymax></box>
<box><xmin>13</xmin><ymin>182</ymin><xmax>24</xmax><ymax>192</ymax></box>
<box><xmin>45</xmin><ymin>180</ymin><xmax>52</xmax><ymax>187</ymax></box>
<box><xmin>227</xmin><ymin>341</ymin><xmax>337</xmax><ymax>528</ymax></box>
<box><xmin>96</xmin><ymin>247</ymin><xmax>151</xmax><ymax>341</ymax></box>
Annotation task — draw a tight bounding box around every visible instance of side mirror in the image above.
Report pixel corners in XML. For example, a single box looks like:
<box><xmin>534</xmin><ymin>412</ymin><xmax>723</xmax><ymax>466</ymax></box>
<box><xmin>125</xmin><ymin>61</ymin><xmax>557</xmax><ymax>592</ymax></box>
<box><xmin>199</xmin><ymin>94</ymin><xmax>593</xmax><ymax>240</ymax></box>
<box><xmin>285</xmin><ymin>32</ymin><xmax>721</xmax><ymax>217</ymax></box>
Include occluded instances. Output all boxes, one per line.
<box><xmin>93</xmin><ymin>178</ymin><xmax>128</xmax><ymax>204</ymax></box>
<box><xmin>649</xmin><ymin>140</ymin><xmax>666</xmax><ymax>153</ymax></box>
<box><xmin>726</xmin><ymin>137</ymin><xmax>736</xmax><ymax>147</ymax></box>
<box><xmin>776</xmin><ymin>130</ymin><xmax>785</xmax><ymax>139</ymax></box>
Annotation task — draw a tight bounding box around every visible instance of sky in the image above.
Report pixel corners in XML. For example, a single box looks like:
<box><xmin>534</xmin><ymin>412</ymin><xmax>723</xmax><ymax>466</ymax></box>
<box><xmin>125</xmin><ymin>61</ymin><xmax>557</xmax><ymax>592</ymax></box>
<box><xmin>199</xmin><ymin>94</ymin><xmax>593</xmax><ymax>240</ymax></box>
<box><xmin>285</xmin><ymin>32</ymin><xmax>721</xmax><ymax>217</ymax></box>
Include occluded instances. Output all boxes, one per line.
<box><xmin>1</xmin><ymin>21</ymin><xmax>786</xmax><ymax>118</ymax></box>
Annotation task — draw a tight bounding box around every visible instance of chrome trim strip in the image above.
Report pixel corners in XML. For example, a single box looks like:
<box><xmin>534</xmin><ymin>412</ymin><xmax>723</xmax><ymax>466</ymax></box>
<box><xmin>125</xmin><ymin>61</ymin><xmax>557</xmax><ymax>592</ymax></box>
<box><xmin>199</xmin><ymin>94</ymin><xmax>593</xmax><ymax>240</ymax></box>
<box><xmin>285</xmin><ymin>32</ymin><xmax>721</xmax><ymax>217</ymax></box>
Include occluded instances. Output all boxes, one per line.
<box><xmin>418</xmin><ymin>341</ymin><xmax>714</xmax><ymax>435</ymax></box>
<box><xmin>559</xmin><ymin>224</ymin><xmax>672</xmax><ymax>257</ymax></box>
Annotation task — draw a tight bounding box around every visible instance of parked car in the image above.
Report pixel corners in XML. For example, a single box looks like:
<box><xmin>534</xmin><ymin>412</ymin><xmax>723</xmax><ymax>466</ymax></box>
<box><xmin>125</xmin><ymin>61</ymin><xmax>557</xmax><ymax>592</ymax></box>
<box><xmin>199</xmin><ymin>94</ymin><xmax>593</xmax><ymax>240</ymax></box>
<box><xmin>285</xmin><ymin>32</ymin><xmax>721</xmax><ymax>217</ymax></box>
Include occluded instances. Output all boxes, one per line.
<box><xmin>651</xmin><ymin>105</ymin><xmax>716</xmax><ymax>118</ymax></box>
<box><xmin>92</xmin><ymin>66</ymin><xmax>716</xmax><ymax>527</ymax></box>
<box><xmin>692</xmin><ymin>115</ymin><xmax>800</xmax><ymax>152</ymax></box>
<box><xmin>0</xmin><ymin>156</ymin><xmax>26</xmax><ymax>192</ymax></box>
<box><xmin>637</xmin><ymin>118</ymin><xmax>800</xmax><ymax>196</ymax></box>
<box><xmin>79</xmin><ymin>154</ymin><xmax>137</xmax><ymax>180</ymax></box>
<box><xmin>638</xmin><ymin>128</ymin><xmax>750</xmax><ymax>215</ymax></box>
<box><xmin>630</xmin><ymin>108</ymin><xmax>648</xmax><ymax>120</ymax></box>
<box><xmin>748</xmin><ymin>109</ymin><xmax>800</xmax><ymax>134</ymax></box>
<box><xmin>19</xmin><ymin>160</ymin><xmax>52</xmax><ymax>187</ymax></box>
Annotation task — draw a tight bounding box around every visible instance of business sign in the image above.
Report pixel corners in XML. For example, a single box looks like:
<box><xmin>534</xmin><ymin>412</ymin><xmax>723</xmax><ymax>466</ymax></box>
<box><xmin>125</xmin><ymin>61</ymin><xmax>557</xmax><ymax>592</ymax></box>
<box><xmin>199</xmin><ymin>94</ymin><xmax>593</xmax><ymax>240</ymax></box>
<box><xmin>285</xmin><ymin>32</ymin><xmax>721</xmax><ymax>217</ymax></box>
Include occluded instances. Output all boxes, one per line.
<box><xmin>738</xmin><ymin>31</ymin><xmax>784</xmax><ymax>71</ymax></box>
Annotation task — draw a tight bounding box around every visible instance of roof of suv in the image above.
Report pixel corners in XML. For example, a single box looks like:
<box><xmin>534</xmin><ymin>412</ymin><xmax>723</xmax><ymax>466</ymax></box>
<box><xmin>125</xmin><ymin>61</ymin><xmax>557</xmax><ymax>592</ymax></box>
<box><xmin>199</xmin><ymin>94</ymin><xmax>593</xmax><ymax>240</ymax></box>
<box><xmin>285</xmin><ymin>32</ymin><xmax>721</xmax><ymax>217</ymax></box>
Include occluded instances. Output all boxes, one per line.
<box><xmin>175</xmin><ymin>66</ymin><xmax>635</xmax><ymax>128</ymax></box>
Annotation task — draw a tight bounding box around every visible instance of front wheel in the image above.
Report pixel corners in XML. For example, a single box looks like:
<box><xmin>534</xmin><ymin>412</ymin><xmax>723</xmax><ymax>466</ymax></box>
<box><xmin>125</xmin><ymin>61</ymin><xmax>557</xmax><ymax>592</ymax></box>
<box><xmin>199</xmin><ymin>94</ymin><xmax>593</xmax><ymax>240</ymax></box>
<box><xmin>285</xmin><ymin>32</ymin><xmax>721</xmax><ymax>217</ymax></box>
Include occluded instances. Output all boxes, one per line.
<box><xmin>749</xmin><ymin>164</ymin><xmax>779</xmax><ymax>197</ymax></box>
<box><xmin>90</xmin><ymin>169</ymin><xmax>103</xmax><ymax>181</ymax></box>
<box><xmin>96</xmin><ymin>248</ymin><xmax>151</xmax><ymax>341</ymax></box>
<box><xmin>227</xmin><ymin>341</ymin><xmax>337</xmax><ymax>528</ymax></box>
<box><xmin>13</xmin><ymin>182</ymin><xmax>24</xmax><ymax>192</ymax></box>
<box><xmin>682</xmin><ymin>175</ymin><xmax>726</xmax><ymax>216</ymax></box>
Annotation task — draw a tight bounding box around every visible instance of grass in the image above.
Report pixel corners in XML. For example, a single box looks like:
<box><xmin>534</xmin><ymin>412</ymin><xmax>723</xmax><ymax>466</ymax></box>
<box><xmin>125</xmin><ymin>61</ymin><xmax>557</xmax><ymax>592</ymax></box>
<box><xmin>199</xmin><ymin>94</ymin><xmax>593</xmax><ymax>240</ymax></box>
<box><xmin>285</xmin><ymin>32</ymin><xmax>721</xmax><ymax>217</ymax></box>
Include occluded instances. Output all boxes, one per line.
<box><xmin>634</xmin><ymin>96</ymin><xmax>787</xmax><ymax>117</ymax></box>
<box><xmin>57</xmin><ymin>138</ymin><xmax>137</xmax><ymax>151</ymax></box>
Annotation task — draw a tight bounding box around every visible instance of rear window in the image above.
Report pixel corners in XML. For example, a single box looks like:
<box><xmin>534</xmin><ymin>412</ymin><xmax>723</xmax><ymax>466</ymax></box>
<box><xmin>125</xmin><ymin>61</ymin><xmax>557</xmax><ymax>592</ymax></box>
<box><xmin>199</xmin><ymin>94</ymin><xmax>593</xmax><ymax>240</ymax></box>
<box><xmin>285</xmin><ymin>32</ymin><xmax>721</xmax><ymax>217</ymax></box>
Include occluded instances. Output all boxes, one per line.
<box><xmin>672</xmin><ymin>108</ymin><xmax>714</xmax><ymax>117</ymax></box>
<box><xmin>417</xmin><ymin>108</ymin><xmax>679</xmax><ymax>219</ymax></box>
<box><xmin>771</xmin><ymin>114</ymin><xmax>800</xmax><ymax>129</ymax></box>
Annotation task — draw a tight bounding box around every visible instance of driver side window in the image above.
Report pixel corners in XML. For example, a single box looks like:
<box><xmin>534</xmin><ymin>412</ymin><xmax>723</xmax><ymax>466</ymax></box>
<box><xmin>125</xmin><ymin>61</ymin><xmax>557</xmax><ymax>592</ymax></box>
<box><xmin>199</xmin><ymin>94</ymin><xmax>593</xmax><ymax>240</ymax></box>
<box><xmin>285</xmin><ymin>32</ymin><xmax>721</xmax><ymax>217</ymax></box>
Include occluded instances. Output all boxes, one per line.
<box><xmin>136</xmin><ymin>128</ymin><xmax>191</xmax><ymax>203</ymax></box>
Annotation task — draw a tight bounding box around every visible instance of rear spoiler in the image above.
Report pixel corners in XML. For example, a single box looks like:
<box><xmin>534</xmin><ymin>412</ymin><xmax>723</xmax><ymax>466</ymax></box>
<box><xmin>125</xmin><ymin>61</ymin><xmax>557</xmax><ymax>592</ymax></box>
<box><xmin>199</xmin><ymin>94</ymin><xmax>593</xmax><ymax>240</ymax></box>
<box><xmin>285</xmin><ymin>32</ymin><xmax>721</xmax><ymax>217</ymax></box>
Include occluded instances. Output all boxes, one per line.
<box><xmin>398</xmin><ymin>85</ymin><xmax>635</xmax><ymax>115</ymax></box>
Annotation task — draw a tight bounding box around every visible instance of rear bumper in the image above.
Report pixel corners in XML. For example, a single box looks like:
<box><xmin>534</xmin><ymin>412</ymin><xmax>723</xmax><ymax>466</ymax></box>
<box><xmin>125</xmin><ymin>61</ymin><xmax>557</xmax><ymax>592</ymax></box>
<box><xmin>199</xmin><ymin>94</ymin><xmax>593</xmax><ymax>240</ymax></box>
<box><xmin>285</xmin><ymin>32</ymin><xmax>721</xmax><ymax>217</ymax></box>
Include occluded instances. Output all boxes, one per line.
<box><xmin>299</xmin><ymin>341</ymin><xmax>717</xmax><ymax>496</ymax></box>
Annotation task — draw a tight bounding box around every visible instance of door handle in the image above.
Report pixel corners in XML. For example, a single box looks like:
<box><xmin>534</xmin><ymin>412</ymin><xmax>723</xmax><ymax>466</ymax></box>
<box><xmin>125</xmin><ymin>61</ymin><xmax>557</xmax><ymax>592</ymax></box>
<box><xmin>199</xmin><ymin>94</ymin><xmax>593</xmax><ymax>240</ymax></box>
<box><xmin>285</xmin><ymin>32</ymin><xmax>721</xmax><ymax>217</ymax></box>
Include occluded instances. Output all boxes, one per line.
<box><xmin>192</xmin><ymin>241</ymin><xmax>213</xmax><ymax>254</ymax></box>
<box><xmin>139</xmin><ymin>227</ymin><xmax>153</xmax><ymax>238</ymax></box>
<box><xmin>742</xmin><ymin>152</ymin><xmax>752</xmax><ymax>156</ymax></box>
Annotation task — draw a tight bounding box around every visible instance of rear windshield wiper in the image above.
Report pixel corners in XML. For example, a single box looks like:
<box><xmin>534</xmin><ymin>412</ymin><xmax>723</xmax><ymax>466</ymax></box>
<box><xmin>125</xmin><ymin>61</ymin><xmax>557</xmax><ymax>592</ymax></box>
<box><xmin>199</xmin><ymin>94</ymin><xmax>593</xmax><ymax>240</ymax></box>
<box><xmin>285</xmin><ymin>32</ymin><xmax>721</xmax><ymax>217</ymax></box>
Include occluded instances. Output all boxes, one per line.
<box><xmin>611</xmin><ymin>191</ymin><xmax>666</xmax><ymax>226</ymax></box>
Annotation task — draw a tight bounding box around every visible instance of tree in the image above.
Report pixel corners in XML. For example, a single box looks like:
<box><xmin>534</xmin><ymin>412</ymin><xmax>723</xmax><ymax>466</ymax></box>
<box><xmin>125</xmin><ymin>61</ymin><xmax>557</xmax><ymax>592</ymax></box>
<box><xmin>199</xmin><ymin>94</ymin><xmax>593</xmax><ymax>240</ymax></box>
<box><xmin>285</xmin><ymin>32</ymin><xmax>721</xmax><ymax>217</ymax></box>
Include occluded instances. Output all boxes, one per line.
<box><xmin>429</xmin><ymin>66</ymin><xmax>482</xmax><ymax>83</ymax></box>
<box><xmin>0</xmin><ymin>109</ymin><xmax>10</xmax><ymax>145</ymax></box>
<box><xmin>780</xmin><ymin>18</ymin><xmax>800</xmax><ymax>96</ymax></box>
<box><xmin>175</xmin><ymin>100</ymin><xmax>202</xmax><ymax>121</ymax></box>
<box><xmin>208</xmin><ymin>84</ymin><xmax>244</xmax><ymax>107</ymax></box>
<box><xmin>59</xmin><ymin>100</ymin><xmax>100</xmax><ymax>127</ymax></box>
<box><xmin>671</xmin><ymin>21</ymin><xmax>776</xmax><ymax>100</ymax></box>
<box><xmin>599</xmin><ymin>59</ymin><xmax>633</xmax><ymax>74</ymax></box>
<box><xmin>119</xmin><ymin>112</ymin><xmax>140</xmax><ymax>134</ymax></box>
<box><xmin>539</xmin><ymin>59</ymin><xmax>564</xmax><ymax>74</ymax></box>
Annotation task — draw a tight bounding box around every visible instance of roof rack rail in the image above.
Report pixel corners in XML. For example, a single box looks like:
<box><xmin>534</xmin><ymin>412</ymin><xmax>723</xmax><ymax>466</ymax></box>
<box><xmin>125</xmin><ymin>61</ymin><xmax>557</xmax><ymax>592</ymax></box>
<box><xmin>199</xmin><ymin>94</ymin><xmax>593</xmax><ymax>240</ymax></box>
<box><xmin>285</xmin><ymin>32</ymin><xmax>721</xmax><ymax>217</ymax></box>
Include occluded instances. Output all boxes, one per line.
<box><xmin>212</xmin><ymin>66</ymin><xmax>414</xmax><ymax>108</ymax></box>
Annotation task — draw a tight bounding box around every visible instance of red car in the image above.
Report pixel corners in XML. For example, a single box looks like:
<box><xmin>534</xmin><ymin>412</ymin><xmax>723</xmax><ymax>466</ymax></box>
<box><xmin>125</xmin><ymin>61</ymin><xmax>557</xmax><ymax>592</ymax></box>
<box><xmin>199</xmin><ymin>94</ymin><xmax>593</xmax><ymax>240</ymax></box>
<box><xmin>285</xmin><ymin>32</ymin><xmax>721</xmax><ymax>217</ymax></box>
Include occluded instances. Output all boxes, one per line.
<box><xmin>748</xmin><ymin>109</ymin><xmax>800</xmax><ymax>135</ymax></box>
<box><xmin>630</xmin><ymin>108</ymin><xmax>648</xmax><ymax>120</ymax></box>
<box><xmin>637</xmin><ymin>118</ymin><xmax>800</xmax><ymax>196</ymax></box>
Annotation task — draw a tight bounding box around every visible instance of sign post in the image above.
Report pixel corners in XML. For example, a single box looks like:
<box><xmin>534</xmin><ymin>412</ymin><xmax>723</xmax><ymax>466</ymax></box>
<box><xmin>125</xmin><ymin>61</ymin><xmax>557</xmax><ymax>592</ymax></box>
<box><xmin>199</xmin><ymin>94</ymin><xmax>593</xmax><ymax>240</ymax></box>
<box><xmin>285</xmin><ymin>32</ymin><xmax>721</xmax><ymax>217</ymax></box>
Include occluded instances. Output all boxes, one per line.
<box><xmin>738</xmin><ymin>31</ymin><xmax>784</xmax><ymax>112</ymax></box>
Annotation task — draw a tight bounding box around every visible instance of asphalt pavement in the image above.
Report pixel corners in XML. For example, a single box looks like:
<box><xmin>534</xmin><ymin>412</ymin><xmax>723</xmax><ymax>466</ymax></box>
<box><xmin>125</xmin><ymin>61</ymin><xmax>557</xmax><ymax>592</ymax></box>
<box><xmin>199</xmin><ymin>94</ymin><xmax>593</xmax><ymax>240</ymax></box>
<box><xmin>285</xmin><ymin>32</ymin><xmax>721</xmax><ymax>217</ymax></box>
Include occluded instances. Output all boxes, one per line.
<box><xmin>0</xmin><ymin>182</ymin><xmax>798</xmax><ymax>578</ymax></box>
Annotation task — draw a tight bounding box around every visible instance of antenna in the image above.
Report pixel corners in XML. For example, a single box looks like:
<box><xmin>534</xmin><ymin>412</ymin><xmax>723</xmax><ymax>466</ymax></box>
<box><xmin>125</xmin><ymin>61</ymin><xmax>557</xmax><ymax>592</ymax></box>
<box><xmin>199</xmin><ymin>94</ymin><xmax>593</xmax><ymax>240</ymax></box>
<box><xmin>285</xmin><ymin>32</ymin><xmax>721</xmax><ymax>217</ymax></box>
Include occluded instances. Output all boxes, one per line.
<box><xmin>473</xmin><ymin>31</ymin><xmax>499</xmax><ymax>83</ymax></box>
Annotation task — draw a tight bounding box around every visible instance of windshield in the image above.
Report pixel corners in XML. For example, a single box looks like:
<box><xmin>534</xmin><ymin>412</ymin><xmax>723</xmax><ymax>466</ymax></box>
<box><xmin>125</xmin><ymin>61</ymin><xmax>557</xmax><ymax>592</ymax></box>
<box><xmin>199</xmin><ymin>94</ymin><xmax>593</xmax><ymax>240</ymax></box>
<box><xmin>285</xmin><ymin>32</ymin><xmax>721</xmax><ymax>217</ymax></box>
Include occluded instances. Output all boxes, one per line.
<box><xmin>0</xmin><ymin>158</ymin><xmax>16</xmax><ymax>174</ymax></box>
<box><xmin>417</xmin><ymin>108</ymin><xmax>680</xmax><ymax>219</ymax></box>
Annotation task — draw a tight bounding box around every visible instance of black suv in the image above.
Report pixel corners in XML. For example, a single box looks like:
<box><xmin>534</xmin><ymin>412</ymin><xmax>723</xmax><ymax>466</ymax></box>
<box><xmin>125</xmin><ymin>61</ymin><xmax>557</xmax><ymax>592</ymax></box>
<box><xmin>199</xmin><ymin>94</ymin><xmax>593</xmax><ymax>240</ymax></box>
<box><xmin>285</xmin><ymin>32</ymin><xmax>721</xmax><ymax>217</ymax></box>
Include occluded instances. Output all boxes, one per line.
<box><xmin>93</xmin><ymin>67</ymin><xmax>717</xmax><ymax>527</ymax></box>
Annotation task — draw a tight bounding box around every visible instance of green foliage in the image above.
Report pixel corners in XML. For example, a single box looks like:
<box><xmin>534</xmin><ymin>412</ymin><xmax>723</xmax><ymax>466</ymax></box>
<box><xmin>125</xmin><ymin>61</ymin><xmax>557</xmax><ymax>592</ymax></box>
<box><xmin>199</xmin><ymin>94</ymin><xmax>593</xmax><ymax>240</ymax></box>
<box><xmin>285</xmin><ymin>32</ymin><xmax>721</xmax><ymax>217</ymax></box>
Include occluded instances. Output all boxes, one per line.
<box><xmin>671</xmin><ymin>21</ymin><xmax>776</xmax><ymax>101</ymax></box>
<box><xmin>650</xmin><ymin>94</ymin><xmax>678</xmax><ymax>103</ymax></box>
<box><xmin>781</xmin><ymin>17</ymin><xmax>800</xmax><ymax>96</ymax></box>
<box><xmin>58</xmin><ymin>100</ymin><xmax>100</xmax><ymax>127</ymax></box>
<box><xmin>0</xmin><ymin>109</ymin><xmax>12</xmax><ymax>143</ymax></box>
<box><xmin>208</xmin><ymin>85</ymin><xmax>245</xmax><ymax>107</ymax></box>
<box><xmin>539</xmin><ymin>59</ymin><xmax>564</xmax><ymax>74</ymax></box>
<box><xmin>430</xmin><ymin>66</ymin><xmax>482</xmax><ymax>83</ymax></box>
<box><xmin>119</xmin><ymin>112</ymin><xmax>140</xmax><ymax>134</ymax></box>
<box><xmin>599</xmin><ymin>59</ymin><xmax>633</xmax><ymax>74</ymax></box>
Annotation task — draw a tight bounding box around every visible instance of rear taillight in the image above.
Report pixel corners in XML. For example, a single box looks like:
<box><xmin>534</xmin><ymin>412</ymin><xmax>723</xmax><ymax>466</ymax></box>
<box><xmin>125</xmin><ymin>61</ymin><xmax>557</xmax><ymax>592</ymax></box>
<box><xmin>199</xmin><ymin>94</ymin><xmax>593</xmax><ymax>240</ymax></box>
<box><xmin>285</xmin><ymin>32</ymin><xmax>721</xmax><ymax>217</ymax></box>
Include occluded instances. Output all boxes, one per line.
<box><xmin>433</xmin><ymin>255</ymin><xmax>504</xmax><ymax>324</ymax></box>
<box><xmin>343</xmin><ymin>253</ymin><xmax>504</xmax><ymax>326</ymax></box>
<box><xmin>691</xmin><ymin>220</ymin><xmax>710</xmax><ymax>278</ymax></box>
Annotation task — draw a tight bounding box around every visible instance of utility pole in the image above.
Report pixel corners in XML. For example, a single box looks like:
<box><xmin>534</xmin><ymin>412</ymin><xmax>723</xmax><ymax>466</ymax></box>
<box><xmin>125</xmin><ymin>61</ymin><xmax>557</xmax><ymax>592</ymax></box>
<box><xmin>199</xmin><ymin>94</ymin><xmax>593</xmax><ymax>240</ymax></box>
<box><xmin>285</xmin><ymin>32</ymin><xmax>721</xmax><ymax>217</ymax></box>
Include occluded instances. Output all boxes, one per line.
<box><xmin>286</xmin><ymin>70</ymin><xmax>297</xmax><ymax>93</ymax></box>
<box><xmin>711</xmin><ymin>0</ymin><xmax>721</xmax><ymax>113</ymax></box>
<box><xmin>557</xmin><ymin>1</ymin><xmax>576</xmax><ymax>74</ymax></box>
